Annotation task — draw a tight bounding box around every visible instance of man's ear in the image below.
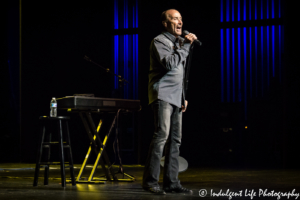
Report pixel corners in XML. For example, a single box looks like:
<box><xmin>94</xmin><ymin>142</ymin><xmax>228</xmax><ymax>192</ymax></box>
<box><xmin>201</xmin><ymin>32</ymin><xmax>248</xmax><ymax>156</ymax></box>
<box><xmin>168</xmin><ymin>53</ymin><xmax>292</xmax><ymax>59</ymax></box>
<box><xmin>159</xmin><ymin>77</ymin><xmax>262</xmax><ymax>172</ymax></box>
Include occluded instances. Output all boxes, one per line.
<box><xmin>162</xmin><ymin>21</ymin><xmax>167</xmax><ymax>28</ymax></box>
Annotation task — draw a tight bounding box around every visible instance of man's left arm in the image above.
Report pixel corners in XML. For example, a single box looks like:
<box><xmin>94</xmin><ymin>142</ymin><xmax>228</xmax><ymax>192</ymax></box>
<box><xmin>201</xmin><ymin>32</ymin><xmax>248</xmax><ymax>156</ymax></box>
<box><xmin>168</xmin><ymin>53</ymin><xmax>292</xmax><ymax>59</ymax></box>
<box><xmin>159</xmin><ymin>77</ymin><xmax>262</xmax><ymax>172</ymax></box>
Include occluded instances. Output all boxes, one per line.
<box><xmin>181</xmin><ymin>33</ymin><xmax>198</xmax><ymax>113</ymax></box>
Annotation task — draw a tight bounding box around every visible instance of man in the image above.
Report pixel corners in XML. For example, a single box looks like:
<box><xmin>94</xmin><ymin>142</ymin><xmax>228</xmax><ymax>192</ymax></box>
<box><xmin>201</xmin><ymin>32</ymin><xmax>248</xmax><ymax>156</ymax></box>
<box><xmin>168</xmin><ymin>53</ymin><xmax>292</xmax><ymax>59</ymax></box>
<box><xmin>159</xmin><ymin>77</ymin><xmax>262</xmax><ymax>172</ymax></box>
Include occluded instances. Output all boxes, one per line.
<box><xmin>142</xmin><ymin>9</ymin><xmax>197</xmax><ymax>195</ymax></box>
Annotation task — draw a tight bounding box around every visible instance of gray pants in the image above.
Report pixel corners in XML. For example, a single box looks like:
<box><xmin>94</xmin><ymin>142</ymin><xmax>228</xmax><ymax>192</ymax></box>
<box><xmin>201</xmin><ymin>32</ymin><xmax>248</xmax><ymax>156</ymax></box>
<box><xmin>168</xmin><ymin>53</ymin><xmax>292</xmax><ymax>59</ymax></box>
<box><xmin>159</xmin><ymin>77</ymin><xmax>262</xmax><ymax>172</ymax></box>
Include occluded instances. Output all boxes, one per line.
<box><xmin>142</xmin><ymin>100</ymin><xmax>182</xmax><ymax>188</ymax></box>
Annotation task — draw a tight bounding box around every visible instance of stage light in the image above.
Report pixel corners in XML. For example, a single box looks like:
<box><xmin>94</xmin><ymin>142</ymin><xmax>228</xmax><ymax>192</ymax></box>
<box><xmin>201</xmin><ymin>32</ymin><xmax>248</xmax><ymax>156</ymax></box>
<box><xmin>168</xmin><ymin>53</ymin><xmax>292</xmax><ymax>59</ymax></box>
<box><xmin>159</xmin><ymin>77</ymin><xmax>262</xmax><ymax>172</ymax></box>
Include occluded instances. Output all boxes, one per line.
<box><xmin>220</xmin><ymin>0</ymin><xmax>283</xmax><ymax>120</ymax></box>
<box><xmin>114</xmin><ymin>0</ymin><xmax>138</xmax><ymax>99</ymax></box>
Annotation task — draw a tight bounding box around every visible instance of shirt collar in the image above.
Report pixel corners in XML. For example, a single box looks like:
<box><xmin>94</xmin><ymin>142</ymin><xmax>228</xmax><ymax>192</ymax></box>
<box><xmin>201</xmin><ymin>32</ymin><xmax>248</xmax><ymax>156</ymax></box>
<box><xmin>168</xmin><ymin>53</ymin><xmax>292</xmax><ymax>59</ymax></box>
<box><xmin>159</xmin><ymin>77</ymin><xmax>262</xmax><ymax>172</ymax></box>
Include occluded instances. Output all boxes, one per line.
<box><xmin>162</xmin><ymin>31</ymin><xmax>184</xmax><ymax>44</ymax></box>
<box><xmin>162</xmin><ymin>31</ymin><xmax>177</xmax><ymax>43</ymax></box>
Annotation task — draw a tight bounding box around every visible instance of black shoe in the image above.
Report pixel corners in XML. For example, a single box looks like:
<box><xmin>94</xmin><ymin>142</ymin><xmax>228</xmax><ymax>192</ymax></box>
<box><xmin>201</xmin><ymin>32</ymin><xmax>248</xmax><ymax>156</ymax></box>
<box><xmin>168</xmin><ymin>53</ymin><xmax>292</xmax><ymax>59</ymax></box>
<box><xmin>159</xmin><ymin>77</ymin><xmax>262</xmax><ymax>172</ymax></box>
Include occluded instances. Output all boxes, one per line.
<box><xmin>164</xmin><ymin>186</ymin><xmax>193</xmax><ymax>194</ymax></box>
<box><xmin>143</xmin><ymin>186</ymin><xmax>166</xmax><ymax>195</ymax></box>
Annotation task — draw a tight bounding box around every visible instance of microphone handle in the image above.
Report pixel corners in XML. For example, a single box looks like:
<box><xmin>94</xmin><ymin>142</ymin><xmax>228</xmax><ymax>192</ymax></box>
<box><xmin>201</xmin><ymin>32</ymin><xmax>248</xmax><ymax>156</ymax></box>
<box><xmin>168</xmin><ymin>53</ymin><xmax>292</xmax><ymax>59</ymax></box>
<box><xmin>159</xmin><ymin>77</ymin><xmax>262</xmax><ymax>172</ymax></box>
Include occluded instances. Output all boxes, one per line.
<box><xmin>183</xmin><ymin>30</ymin><xmax>202</xmax><ymax>46</ymax></box>
<box><xmin>194</xmin><ymin>39</ymin><xmax>202</xmax><ymax>46</ymax></box>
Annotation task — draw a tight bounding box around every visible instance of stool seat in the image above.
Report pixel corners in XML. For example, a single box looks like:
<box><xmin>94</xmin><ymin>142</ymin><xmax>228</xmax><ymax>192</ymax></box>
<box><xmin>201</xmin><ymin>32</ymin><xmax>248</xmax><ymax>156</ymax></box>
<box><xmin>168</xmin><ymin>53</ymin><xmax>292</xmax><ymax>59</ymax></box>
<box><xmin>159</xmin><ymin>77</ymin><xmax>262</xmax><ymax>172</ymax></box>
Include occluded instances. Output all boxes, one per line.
<box><xmin>33</xmin><ymin>116</ymin><xmax>76</xmax><ymax>187</ymax></box>
<box><xmin>39</xmin><ymin>116</ymin><xmax>70</xmax><ymax>120</ymax></box>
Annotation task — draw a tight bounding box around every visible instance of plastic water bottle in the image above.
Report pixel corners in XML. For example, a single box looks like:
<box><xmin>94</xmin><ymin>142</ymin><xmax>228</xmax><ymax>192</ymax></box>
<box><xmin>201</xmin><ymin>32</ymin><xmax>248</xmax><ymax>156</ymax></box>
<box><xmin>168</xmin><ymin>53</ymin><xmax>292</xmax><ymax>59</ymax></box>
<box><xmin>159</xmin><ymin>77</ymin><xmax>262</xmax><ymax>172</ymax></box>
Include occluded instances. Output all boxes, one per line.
<box><xmin>50</xmin><ymin>97</ymin><xmax>57</xmax><ymax>117</ymax></box>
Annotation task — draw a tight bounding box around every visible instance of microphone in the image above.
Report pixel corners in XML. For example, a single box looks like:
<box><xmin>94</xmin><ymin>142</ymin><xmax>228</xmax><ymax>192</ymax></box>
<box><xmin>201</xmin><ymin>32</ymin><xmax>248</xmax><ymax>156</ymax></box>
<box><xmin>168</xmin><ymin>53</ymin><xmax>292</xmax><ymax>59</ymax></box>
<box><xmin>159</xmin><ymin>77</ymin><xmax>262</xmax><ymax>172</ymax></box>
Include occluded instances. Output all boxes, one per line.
<box><xmin>183</xmin><ymin>30</ymin><xmax>202</xmax><ymax>46</ymax></box>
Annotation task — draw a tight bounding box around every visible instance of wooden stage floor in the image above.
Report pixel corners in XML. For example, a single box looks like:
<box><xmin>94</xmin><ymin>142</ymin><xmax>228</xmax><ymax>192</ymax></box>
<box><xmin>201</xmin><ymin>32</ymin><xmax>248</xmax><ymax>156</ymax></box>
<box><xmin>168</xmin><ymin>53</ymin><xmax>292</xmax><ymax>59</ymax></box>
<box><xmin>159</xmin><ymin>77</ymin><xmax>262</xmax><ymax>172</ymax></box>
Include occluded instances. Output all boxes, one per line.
<box><xmin>1</xmin><ymin>163</ymin><xmax>299</xmax><ymax>200</ymax></box>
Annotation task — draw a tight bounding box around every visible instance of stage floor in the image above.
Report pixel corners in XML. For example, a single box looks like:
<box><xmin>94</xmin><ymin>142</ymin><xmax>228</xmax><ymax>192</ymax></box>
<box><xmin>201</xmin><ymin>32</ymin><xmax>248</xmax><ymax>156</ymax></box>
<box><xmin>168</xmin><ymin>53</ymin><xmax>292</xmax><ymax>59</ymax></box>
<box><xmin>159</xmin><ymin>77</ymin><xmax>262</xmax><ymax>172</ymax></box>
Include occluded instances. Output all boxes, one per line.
<box><xmin>0</xmin><ymin>163</ymin><xmax>299</xmax><ymax>200</ymax></box>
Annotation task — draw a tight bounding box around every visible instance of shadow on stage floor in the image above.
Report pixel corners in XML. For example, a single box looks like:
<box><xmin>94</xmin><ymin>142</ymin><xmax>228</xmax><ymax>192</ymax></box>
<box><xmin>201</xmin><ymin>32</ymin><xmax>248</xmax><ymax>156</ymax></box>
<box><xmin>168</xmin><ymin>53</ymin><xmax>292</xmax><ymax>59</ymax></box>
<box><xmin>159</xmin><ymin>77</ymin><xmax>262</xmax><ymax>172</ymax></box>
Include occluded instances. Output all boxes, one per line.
<box><xmin>1</xmin><ymin>163</ymin><xmax>300</xmax><ymax>200</ymax></box>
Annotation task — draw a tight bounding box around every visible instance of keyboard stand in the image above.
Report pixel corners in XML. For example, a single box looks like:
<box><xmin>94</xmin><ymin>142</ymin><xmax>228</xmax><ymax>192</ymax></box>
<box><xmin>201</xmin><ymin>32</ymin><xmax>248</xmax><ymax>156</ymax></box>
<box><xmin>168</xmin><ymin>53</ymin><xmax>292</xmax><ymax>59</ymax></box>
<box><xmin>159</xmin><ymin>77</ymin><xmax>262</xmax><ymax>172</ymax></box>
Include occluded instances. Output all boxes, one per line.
<box><xmin>66</xmin><ymin>109</ymin><xmax>135</xmax><ymax>184</ymax></box>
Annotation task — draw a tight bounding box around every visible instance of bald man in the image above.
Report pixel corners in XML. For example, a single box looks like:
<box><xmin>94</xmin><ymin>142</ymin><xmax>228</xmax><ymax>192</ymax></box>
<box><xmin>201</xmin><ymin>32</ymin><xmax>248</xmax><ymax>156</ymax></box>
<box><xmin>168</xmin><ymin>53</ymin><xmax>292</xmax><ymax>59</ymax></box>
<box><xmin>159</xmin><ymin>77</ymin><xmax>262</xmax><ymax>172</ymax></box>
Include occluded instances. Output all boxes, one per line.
<box><xmin>142</xmin><ymin>9</ymin><xmax>197</xmax><ymax>195</ymax></box>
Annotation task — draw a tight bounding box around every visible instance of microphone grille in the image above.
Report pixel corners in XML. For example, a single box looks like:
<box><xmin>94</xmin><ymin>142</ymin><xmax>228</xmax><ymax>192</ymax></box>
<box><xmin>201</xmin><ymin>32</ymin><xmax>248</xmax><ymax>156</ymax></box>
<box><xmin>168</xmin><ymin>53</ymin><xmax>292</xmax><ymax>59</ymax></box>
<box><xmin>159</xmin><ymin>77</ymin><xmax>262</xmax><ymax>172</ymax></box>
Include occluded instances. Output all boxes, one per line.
<box><xmin>183</xmin><ymin>30</ymin><xmax>190</xmax><ymax>36</ymax></box>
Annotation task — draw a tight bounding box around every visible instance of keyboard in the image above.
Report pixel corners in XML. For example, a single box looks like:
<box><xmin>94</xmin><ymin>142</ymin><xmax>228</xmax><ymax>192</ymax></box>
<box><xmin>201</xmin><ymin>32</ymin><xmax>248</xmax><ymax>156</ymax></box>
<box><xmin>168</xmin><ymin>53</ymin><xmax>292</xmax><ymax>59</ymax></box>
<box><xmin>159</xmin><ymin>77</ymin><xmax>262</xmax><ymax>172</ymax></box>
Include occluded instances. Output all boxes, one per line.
<box><xmin>56</xmin><ymin>96</ymin><xmax>140</xmax><ymax>111</ymax></box>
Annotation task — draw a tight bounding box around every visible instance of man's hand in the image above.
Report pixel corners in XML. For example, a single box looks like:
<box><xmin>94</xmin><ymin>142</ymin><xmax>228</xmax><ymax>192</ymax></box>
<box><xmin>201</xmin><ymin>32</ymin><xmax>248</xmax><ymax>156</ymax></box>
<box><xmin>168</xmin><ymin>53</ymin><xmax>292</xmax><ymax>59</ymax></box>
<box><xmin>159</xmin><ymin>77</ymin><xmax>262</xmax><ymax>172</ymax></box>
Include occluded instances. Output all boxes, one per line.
<box><xmin>182</xmin><ymin>100</ymin><xmax>188</xmax><ymax>112</ymax></box>
<box><xmin>184</xmin><ymin>33</ymin><xmax>197</xmax><ymax>44</ymax></box>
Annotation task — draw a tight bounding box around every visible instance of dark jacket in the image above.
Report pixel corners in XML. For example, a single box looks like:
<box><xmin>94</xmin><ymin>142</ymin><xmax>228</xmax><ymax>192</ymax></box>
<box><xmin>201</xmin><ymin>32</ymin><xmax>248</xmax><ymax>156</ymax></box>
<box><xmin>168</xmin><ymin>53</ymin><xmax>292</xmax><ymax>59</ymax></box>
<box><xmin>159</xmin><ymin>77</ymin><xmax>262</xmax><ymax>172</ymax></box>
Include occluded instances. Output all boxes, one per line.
<box><xmin>148</xmin><ymin>31</ymin><xmax>191</xmax><ymax>108</ymax></box>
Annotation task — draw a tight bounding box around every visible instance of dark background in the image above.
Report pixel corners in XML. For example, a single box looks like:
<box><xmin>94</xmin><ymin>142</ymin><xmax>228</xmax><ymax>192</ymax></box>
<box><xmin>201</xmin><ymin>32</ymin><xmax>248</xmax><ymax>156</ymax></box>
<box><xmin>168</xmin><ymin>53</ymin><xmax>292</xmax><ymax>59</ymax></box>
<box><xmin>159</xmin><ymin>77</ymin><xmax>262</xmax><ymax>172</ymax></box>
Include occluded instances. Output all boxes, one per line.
<box><xmin>2</xmin><ymin>0</ymin><xmax>299</xmax><ymax>168</ymax></box>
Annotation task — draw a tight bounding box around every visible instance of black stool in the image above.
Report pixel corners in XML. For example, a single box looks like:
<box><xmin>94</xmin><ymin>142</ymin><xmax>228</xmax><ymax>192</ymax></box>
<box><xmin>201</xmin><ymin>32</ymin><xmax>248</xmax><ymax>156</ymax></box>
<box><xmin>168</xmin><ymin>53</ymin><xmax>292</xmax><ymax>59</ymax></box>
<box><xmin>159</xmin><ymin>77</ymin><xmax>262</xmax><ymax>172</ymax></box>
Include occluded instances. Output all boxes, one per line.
<box><xmin>33</xmin><ymin>116</ymin><xmax>76</xmax><ymax>187</ymax></box>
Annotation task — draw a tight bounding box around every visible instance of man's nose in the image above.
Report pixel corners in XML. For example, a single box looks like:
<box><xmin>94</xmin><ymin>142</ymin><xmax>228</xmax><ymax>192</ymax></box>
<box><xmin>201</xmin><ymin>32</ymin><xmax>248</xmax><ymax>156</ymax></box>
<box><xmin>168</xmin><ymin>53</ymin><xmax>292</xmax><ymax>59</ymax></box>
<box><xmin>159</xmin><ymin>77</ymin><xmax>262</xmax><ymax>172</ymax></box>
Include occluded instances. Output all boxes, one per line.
<box><xmin>178</xmin><ymin>19</ymin><xmax>183</xmax><ymax>24</ymax></box>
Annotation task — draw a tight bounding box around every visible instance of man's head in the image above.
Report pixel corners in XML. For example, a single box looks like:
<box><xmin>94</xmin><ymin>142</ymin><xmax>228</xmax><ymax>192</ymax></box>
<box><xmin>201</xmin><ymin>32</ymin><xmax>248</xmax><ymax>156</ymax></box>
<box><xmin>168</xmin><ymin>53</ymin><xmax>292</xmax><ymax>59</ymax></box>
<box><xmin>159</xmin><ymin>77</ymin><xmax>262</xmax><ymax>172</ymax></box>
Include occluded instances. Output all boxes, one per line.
<box><xmin>161</xmin><ymin>9</ymin><xmax>183</xmax><ymax>38</ymax></box>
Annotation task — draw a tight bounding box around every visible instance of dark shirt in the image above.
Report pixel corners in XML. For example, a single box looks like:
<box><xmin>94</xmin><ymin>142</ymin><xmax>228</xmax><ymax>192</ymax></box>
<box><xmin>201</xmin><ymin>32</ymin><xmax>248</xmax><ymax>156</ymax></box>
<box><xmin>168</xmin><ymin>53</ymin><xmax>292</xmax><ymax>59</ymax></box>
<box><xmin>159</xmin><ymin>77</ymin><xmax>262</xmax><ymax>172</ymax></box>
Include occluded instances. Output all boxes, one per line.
<box><xmin>148</xmin><ymin>31</ymin><xmax>191</xmax><ymax>108</ymax></box>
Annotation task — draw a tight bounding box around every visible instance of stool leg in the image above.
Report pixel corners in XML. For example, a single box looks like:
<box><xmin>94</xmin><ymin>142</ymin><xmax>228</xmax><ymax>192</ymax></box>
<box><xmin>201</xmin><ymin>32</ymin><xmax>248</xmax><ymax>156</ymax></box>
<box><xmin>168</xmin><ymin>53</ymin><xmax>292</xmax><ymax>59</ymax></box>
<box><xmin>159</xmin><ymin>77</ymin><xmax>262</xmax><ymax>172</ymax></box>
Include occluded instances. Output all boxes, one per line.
<box><xmin>58</xmin><ymin>120</ymin><xmax>66</xmax><ymax>187</ymax></box>
<box><xmin>44</xmin><ymin>133</ymin><xmax>51</xmax><ymax>185</ymax></box>
<box><xmin>33</xmin><ymin>124</ymin><xmax>46</xmax><ymax>186</ymax></box>
<box><xmin>65</xmin><ymin>121</ymin><xmax>76</xmax><ymax>186</ymax></box>
<box><xmin>44</xmin><ymin>165</ymin><xmax>49</xmax><ymax>185</ymax></box>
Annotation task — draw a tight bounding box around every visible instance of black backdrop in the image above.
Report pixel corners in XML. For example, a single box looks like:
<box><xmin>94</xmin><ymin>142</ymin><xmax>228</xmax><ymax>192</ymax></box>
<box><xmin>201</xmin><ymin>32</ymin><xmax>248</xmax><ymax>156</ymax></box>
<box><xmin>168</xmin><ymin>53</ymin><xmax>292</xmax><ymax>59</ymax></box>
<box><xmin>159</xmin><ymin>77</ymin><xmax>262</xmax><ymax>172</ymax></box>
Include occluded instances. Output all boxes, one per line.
<box><xmin>20</xmin><ymin>1</ymin><xmax>114</xmax><ymax>163</ymax></box>
<box><xmin>3</xmin><ymin>0</ymin><xmax>300</xmax><ymax>168</ymax></box>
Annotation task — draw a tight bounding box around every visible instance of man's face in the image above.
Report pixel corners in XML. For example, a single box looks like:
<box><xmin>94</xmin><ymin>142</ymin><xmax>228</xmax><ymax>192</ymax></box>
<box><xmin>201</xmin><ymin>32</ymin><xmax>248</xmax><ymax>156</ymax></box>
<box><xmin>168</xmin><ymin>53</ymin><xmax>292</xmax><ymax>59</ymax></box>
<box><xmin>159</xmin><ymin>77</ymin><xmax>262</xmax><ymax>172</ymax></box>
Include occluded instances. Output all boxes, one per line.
<box><xmin>164</xmin><ymin>10</ymin><xmax>183</xmax><ymax>38</ymax></box>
